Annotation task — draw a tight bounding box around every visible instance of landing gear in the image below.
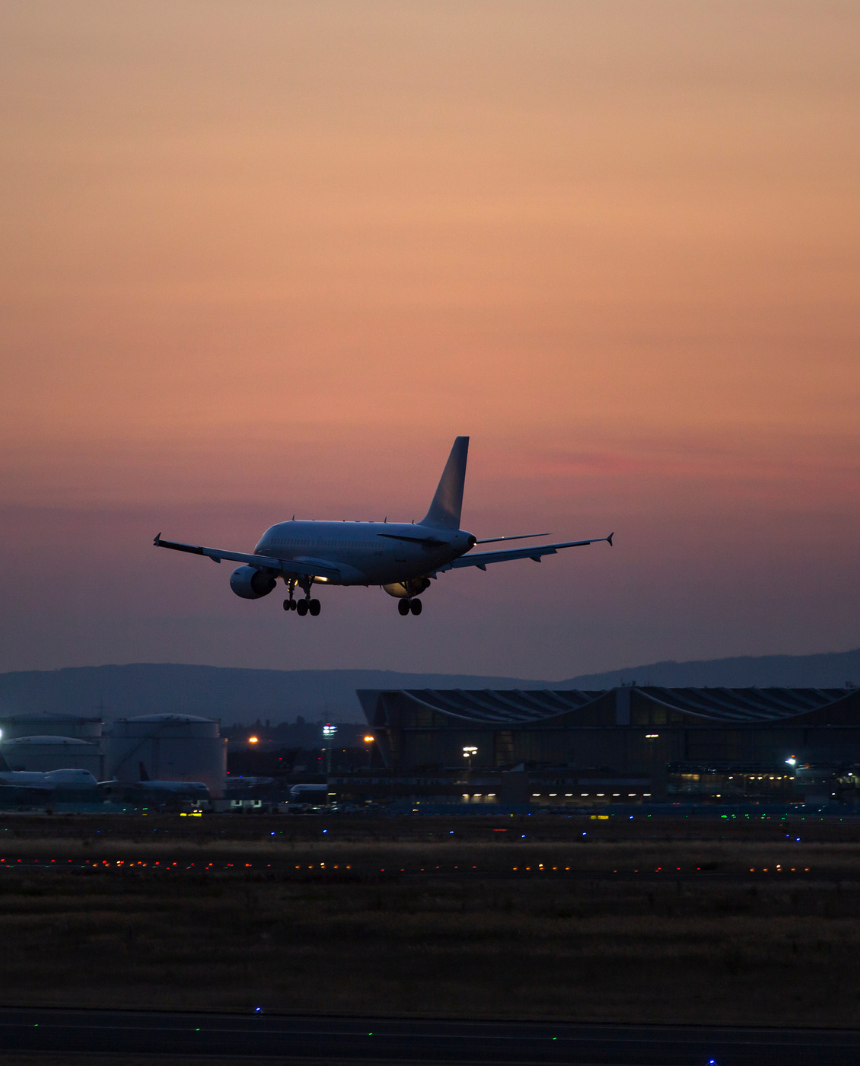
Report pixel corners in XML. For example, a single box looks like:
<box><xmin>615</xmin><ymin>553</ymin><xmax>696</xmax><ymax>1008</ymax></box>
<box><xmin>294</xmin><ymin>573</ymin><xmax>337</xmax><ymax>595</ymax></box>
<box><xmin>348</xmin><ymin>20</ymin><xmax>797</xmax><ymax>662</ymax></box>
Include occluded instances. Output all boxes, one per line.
<box><xmin>285</xmin><ymin>577</ymin><xmax>321</xmax><ymax>617</ymax></box>
<box><xmin>398</xmin><ymin>598</ymin><xmax>423</xmax><ymax>616</ymax></box>
<box><xmin>289</xmin><ymin>598</ymin><xmax>320</xmax><ymax>617</ymax></box>
<box><xmin>284</xmin><ymin>578</ymin><xmax>297</xmax><ymax>611</ymax></box>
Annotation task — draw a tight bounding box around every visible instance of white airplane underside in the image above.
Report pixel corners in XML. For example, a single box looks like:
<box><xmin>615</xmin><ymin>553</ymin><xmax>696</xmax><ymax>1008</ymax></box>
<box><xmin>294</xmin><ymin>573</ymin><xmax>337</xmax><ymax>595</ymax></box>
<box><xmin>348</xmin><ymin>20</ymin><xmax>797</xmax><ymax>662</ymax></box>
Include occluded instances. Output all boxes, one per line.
<box><xmin>154</xmin><ymin>437</ymin><xmax>612</xmax><ymax>617</ymax></box>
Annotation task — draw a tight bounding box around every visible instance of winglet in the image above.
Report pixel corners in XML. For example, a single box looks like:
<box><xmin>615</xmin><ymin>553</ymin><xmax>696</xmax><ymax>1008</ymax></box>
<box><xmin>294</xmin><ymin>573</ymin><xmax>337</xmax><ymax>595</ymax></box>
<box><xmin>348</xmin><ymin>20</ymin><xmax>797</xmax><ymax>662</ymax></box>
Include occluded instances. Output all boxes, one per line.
<box><xmin>420</xmin><ymin>436</ymin><xmax>469</xmax><ymax>530</ymax></box>
<box><xmin>153</xmin><ymin>532</ymin><xmax>161</xmax><ymax>546</ymax></box>
<box><xmin>607</xmin><ymin>532</ymin><xmax>614</xmax><ymax>547</ymax></box>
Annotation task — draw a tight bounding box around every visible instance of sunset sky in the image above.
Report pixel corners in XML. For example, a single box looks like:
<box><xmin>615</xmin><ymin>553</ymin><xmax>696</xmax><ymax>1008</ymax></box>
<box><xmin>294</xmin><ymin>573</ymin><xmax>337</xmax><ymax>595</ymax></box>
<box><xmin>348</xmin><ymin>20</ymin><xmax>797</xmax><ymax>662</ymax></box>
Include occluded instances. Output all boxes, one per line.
<box><xmin>1</xmin><ymin>1</ymin><xmax>858</xmax><ymax>679</ymax></box>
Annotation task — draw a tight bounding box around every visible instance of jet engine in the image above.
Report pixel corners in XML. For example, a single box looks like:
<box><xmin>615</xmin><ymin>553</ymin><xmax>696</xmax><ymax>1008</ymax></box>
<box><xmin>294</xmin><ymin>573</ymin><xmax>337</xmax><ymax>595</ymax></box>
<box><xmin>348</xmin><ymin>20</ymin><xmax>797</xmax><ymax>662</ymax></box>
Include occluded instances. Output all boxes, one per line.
<box><xmin>382</xmin><ymin>576</ymin><xmax>431</xmax><ymax>599</ymax></box>
<box><xmin>230</xmin><ymin>565</ymin><xmax>277</xmax><ymax>600</ymax></box>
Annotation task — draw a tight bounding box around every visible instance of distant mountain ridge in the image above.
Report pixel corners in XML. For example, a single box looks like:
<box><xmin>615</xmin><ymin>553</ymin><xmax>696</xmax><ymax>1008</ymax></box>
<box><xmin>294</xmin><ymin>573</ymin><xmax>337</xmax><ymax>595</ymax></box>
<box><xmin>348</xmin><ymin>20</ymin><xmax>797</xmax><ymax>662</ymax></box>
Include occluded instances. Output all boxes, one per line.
<box><xmin>563</xmin><ymin>649</ymin><xmax>860</xmax><ymax>691</ymax></box>
<box><xmin>0</xmin><ymin>664</ymin><xmax>551</xmax><ymax>724</ymax></box>
<box><xmin>0</xmin><ymin>650</ymin><xmax>857</xmax><ymax>724</ymax></box>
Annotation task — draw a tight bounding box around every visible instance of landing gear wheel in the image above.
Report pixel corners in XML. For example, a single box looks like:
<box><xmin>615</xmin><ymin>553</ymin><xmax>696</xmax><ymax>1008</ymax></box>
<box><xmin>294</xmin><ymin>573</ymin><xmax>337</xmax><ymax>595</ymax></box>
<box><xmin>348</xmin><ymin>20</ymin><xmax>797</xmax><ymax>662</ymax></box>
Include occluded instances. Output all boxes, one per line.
<box><xmin>309</xmin><ymin>599</ymin><xmax>321</xmax><ymax>616</ymax></box>
<box><xmin>297</xmin><ymin>600</ymin><xmax>309</xmax><ymax>616</ymax></box>
<box><xmin>283</xmin><ymin>599</ymin><xmax>291</xmax><ymax>611</ymax></box>
<box><xmin>290</xmin><ymin>600</ymin><xmax>297</xmax><ymax>610</ymax></box>
<box><xmin>410</xmin><ymin>598</ymin><xmax>422</xmax><ymax>616</ymax></box>
<box><xmin>398</xmin><ymin>599</ymin><xmax>410</xmax><ymax>616</ymax></box>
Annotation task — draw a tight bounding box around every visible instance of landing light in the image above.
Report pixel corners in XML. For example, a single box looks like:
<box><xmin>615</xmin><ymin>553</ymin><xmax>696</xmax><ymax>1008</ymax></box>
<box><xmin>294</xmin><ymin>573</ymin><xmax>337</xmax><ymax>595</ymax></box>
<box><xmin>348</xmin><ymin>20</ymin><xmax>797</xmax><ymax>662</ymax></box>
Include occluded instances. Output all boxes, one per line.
<box><xmin>248</xmin><ymin>736</ymin><xmax>259</xmax><ymax>744</ymax></box>
<box><xmin>785</xmin><ymin>757</ymin><xmax>796</xmax><ymax>766</ymax></box>
<box><xmin>363</xmin><ymin>735</ymin><xmax>375</xmax><ymax>743</ymax></box>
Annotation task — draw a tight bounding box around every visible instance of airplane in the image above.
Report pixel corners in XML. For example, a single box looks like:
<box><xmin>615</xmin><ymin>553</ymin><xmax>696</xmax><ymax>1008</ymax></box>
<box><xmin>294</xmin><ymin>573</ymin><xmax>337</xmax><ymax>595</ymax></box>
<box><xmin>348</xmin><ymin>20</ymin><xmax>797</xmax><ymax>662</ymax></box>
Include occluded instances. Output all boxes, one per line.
<box><xmin>154</xmin><ymin>436</ymin><xmax>613</xmax><ymax>617</ymax></box>
<box><xmin>0</xmin><ymin>752</ymin><xmax>100</xmax><ymax>795</ymax></box>
<box><xmin>99</xmin><ymin>763</ymin><xmax>211</xmax><ymax>804</ymax></box>
<box><xmin>0</xmin><ymin>767</ymin><xmax>99</xmax><ymax>790</ymax></box>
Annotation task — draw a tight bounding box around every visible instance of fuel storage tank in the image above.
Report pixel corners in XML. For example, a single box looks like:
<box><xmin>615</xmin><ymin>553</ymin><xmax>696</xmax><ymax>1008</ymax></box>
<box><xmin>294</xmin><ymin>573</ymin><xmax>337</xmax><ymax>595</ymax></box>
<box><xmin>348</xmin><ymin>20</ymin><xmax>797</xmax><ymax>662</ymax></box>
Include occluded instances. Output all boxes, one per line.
<box><xmin>0</xmin><ymin>735</ymin><xmax>104</xmax><ymax>777</ymax></box>
<box><xmin>107</xmin><ymin>714</ymin><xmax>227</xmax><ymax>798</ymax></box>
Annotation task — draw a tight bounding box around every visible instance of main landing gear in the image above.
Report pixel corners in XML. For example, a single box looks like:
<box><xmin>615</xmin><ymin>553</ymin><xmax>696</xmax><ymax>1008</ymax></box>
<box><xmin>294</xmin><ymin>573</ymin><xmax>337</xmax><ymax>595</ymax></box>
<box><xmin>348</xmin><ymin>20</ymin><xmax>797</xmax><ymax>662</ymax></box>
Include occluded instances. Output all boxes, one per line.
<box><xmin>283</xmin><ymin>578</ymin><xmax>320</xmax><ymax>616</ymax></box>
<box><xmin>398</xmin><ymin>598</ymin><xmax>422</xmax><ymax>616</ymax></box>
<box><xmin>284</xmin><ymin>597</ymin><xmax>321</xmax><ymax>616</ymax></box>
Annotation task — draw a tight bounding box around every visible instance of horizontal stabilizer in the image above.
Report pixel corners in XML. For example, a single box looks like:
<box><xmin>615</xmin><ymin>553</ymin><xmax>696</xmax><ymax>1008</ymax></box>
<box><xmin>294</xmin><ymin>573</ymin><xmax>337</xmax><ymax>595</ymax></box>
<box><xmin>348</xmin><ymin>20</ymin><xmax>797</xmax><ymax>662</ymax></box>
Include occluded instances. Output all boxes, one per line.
<box><xmin>475</xmin><ymin>532</ymin><xmax>548</xmax><ymax>544</ymax></box>
<box><xmin>377</xmin><ymin>532</ymin><xmax>447</xmax><ymax>547</ymax></box>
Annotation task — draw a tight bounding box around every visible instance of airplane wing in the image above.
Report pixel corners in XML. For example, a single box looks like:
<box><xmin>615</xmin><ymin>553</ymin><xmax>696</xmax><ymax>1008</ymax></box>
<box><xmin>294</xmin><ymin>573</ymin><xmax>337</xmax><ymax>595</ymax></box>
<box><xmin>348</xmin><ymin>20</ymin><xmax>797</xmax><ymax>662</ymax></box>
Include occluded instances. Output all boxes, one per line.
<box><xmin>438</xmin><ymin>534</ymin><xmax>613</xmax><ymax>572</ymax></box>
<box><xmin>153</xmin><ymin>535</ymin><xmax>342</xmax><ymax>581</ymax></box>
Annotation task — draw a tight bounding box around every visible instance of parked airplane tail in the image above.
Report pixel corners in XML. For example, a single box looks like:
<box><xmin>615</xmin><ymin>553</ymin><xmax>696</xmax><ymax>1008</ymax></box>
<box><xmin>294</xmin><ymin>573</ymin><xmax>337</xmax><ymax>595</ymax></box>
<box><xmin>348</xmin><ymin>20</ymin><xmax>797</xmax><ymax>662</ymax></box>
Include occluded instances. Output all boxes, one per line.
<box><xmin>420</xmin><ymin>436</ymin><xmax>469</xmax><ymax>529</ymax></box>
<box><xmin>0</xmin><ymin>752</ymin><xmax>10</xmax><ymax>773</ymax></box>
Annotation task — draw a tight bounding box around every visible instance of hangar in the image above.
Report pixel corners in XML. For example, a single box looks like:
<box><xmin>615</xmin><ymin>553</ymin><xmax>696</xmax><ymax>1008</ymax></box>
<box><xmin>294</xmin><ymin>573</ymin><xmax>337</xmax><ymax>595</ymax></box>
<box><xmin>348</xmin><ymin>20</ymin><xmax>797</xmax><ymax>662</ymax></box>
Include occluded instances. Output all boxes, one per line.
<box><xmin>352</xmin><ymin>686</ymin><xmax>860</xmax><ymax>804</ymax></box>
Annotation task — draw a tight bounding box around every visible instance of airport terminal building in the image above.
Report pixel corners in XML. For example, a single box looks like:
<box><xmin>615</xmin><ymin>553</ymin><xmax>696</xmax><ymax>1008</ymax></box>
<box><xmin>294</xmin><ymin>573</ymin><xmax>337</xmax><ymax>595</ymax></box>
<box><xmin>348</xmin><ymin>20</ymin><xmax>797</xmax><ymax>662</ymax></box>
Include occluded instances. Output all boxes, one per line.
<box><xmin>343</xmin><ymin>686</ymin><xmax>860</xmax><ymax>805</ymax></box>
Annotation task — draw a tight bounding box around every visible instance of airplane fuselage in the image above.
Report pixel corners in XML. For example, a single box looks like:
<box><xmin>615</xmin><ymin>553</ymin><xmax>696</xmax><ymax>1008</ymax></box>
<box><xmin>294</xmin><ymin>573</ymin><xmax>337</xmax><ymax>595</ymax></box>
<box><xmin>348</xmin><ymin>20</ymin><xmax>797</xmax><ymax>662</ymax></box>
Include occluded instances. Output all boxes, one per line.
<box><xmin>254</xmin><ymin>521</ymin><xmax>475</xmax><ymax>586</ymax></box>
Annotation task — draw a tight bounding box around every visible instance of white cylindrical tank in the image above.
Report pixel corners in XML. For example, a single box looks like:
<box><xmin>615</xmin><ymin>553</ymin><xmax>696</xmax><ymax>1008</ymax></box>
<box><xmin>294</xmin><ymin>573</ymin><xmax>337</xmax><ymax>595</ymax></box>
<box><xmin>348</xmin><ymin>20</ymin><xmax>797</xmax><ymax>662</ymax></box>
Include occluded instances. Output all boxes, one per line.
<box><xmin>1</xmin><ymin>735</ymin><xmax>104</xmax><ymax>777</ymax></box>
<box><xmin>107</xmin><ymin>714</ymin><xmax>227</xmax><ymax>798</ymax></box>
<box><xmin>0</xmin><ymin>713</ymin><xmax>102</xmax><ymax>741</ymax></box>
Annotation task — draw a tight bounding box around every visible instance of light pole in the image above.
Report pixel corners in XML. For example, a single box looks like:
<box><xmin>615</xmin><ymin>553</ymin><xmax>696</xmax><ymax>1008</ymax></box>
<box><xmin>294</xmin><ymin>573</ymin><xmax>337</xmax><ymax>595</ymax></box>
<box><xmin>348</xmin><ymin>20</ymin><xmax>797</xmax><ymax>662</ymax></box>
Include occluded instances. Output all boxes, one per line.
<box><xmin>462</xmin><ymin>745</ymin><xmax>477</xmax><ymax>772</ymax></box>
<box><xmin>322</xmin><ymin>723</ymin><xmax>337</xmax><ymax>774</ymax></box>
<box><xmin>363</xmin><ymin>734</ymin><xmax>375</xmax><ymax>768</ymax></box>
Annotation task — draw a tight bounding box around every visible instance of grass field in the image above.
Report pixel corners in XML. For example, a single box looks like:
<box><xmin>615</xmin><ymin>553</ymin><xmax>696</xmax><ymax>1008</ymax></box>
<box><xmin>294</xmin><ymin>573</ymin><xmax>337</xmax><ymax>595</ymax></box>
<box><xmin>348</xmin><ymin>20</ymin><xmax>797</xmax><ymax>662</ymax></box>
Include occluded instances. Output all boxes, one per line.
<box><xmin>1</xmin><ymin>812</ymin><xmax>860</xmax><ymax>1027</ymax></box>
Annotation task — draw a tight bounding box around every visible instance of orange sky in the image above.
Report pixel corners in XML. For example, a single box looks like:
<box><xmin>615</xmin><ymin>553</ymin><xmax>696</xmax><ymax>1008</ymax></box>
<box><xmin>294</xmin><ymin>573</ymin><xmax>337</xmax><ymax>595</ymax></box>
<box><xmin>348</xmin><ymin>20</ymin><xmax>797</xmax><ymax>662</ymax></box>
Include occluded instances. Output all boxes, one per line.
<box><xmin>1</xmin><ymin>2</ymin><xmax>858</xmax><ymax>677</ymax></box>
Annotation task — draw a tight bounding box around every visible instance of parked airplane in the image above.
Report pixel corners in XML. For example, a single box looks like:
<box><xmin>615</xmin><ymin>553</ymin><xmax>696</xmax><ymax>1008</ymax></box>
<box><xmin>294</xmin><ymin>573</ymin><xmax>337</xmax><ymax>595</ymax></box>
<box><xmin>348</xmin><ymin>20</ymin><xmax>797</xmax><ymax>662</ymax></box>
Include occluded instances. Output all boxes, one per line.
<box><xmin>0</xmin><ymin>754</ymin><xmax>99</xmax><ymax>794</ymax></box>
<box><xmin>154</xmin><ymin>436</ymin><xmax>612</xmax><ymax>617</ymax></box>
<box><xmin>100</xmin><ymin>776</ymin><xmax>210</xmax><ymax>805</ymax></box>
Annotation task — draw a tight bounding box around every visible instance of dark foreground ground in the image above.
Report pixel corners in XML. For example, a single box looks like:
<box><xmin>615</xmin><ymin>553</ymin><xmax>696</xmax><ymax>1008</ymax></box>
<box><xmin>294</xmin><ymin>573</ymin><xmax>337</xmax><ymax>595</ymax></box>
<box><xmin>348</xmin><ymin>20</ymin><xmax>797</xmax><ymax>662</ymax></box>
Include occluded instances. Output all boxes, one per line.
<box><xmin>3</xmin><ymin>1007</ymin><xmax>860</xmax><ymax>1066</ymax></box>
<box><xmin>1</xmin><ymin>812</ymin><xmax>860</xmax><ymax>1031</ymax></box>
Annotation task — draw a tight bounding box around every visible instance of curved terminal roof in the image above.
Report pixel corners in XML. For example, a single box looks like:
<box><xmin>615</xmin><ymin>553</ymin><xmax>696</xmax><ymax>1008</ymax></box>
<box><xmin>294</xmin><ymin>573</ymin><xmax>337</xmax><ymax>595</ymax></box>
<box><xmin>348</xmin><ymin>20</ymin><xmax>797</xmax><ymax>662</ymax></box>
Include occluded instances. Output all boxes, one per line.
<box><xmin>400</xmin><ymin>689</ymin><xmax>609</xmax><ymax>724</ymax></box>
<box><xmin>363</xmin><ymin>686</ymin><xmax>854</xmax><ymax>726</ymax></box>
<box><xmin>637</xmin><ymin>686</ymin><xmax>850</xmax><ymax>722</ymax></box>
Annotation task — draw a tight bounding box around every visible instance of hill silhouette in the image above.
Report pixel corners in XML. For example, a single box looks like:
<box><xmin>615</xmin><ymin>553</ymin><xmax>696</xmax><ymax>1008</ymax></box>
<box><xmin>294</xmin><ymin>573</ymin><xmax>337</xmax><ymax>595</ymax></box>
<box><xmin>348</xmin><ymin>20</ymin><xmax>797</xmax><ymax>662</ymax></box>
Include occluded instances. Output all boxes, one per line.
<box><xmin>0</xmin><ymin>650</ymin><xmax>857</xmax><ymax>724</ymax></box>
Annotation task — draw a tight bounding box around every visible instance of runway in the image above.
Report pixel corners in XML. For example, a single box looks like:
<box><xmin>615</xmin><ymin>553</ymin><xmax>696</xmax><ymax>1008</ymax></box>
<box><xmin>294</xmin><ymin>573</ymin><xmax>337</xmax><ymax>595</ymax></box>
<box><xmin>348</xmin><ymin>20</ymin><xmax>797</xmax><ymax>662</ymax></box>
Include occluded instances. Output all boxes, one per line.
<box><xmin>0</xmin><ymin>1008</ymin><xmax>858</xmax><ymax>1064</ymax></box>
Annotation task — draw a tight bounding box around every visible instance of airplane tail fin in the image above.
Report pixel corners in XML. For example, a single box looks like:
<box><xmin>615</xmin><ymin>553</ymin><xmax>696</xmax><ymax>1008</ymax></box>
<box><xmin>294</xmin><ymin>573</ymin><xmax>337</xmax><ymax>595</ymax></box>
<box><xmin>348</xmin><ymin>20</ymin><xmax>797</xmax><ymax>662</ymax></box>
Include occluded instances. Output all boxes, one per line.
<box><xmin>139</xmin><ymin>761</ymin><xmax>150</xmax><ymax>782</ymax></box>
<box><xmin>420</xmin><ymin>436</ymin><xmax>469</xmax><ymax>529</ymax></box>
<box><xmin>0</xmin><ymin>751</ymin><xmax>10</xmax><ymax>773</ymax></box>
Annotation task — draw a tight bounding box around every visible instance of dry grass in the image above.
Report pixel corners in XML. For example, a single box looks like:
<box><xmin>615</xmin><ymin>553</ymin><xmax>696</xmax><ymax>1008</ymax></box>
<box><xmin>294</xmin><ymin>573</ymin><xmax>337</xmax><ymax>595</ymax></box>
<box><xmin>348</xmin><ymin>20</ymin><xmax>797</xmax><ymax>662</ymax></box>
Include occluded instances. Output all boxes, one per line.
<box><xmin>1</xmin><ymin>814</ymin><xmax>860</xmax><ymax>1027</ymax></box>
